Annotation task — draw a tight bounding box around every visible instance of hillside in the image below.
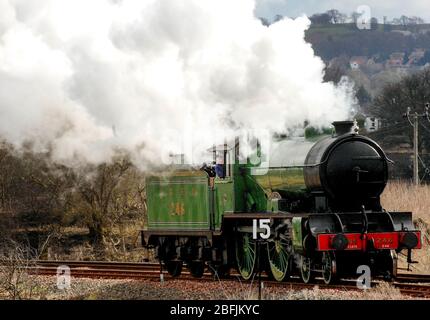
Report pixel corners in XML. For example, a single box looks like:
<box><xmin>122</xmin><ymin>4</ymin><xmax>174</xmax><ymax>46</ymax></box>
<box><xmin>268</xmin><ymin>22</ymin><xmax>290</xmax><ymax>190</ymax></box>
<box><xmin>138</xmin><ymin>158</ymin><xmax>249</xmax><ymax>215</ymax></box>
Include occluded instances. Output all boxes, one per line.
<box><xmin>306</xmin><ymin>23</ymin><xmax>430</xmax><ymax>62</ymax></box>
<box><xmin>303</xmin><ymin>23</ymin><xmax>430</xmax><ymax>182</ymax></box>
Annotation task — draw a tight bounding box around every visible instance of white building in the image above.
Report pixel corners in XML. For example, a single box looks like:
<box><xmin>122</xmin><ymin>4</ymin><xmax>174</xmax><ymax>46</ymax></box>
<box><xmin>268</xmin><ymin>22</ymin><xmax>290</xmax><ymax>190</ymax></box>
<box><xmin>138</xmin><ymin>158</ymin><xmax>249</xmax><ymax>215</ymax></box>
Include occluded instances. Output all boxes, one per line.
<box><xmin>365</xmin><ymin>117</ymin><xmax>382</xmax><ymax>132</ymax></box>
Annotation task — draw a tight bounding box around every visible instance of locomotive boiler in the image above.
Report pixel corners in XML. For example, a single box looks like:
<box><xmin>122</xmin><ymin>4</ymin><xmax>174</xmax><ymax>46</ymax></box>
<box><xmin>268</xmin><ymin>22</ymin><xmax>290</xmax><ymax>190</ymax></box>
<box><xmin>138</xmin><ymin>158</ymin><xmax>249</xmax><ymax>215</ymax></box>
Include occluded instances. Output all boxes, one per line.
<box><xmin>141</xmin><ymin>120</ymin><xmax>421</xmax><ymax>284</ymax></box>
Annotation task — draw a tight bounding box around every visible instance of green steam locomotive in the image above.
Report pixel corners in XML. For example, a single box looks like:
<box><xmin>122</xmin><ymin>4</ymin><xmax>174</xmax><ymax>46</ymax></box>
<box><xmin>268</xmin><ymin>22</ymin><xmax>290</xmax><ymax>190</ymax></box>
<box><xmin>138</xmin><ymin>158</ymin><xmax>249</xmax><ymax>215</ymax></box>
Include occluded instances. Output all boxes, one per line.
<box><xmin>141</xmin><ymin>121</ymin><xmax>421</xmax><ymax>284</ymax></box>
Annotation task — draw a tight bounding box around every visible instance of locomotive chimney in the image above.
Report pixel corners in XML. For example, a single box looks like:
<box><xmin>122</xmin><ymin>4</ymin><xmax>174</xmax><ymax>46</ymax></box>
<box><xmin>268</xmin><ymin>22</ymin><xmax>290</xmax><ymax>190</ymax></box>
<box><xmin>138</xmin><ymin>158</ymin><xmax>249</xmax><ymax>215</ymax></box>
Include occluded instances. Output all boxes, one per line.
<box><xmin>332</xmin><ymin>120</ymin><xmax>358</xmax><ymax>137</ymax></box>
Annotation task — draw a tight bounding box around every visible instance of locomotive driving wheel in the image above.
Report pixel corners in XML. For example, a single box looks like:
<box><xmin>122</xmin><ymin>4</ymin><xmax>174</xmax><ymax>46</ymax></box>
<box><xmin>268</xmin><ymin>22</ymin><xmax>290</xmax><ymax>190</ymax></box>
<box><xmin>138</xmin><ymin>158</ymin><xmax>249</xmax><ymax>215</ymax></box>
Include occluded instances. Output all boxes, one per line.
<box><xmin>267</xmin><ymin>239</ymin><xmax>290</xmax><ymax>282</ymax></box>
<box><xmin>165</xmin><ymin>260</ymin><xmax>183</xmax><ymax>277</ymax></box>
<box><xmin>300</xmin><ymin>256</ymin><xmax>315</xmax><ymax>284</ymax></box>
<box><xmin>321</xmin><ymin>252</ymin><xmax>338</xmax><ymax>284</ymax></box>
<box><xmin>188</xmin><ymin>261</ymin><xmax>205</xmax><ymax>278</ymax></box>
<box><xmin>235</xmin><ymin>233</ymin><xmax>256</xmax><ymax>280</ymax></box>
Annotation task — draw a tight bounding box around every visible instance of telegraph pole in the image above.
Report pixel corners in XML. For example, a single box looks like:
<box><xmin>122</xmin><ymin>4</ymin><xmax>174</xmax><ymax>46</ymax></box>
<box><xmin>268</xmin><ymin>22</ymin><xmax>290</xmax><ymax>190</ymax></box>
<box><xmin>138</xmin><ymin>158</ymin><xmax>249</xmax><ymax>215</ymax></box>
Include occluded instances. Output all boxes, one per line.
<box><xmin>404</xmin><ymin>104</ymin><xmax>429</xmax><ymax>185</ymax></box>
<box><xmin>413</xmin><ymin>113</ymin><xmax>419</xmax><ymax>185</ymax></box>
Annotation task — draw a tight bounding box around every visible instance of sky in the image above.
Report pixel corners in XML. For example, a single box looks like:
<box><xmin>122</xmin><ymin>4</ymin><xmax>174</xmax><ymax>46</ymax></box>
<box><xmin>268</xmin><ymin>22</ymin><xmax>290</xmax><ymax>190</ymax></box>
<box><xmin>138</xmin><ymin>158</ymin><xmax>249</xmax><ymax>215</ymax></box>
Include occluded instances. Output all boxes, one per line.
<box><xmin>255</xmin><ymin>0</ymin><xmax>430</xmax><ymax>22</ymax></box>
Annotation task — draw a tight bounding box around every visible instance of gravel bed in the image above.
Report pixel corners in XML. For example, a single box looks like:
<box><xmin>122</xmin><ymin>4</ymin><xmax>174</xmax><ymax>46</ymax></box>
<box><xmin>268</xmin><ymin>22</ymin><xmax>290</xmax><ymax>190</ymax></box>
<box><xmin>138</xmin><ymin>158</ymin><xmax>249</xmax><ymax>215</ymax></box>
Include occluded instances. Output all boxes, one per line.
<box><xmin>0</xmin><ymin>275</ymin><xmax>417</xmax><ymax>300</ymax></box>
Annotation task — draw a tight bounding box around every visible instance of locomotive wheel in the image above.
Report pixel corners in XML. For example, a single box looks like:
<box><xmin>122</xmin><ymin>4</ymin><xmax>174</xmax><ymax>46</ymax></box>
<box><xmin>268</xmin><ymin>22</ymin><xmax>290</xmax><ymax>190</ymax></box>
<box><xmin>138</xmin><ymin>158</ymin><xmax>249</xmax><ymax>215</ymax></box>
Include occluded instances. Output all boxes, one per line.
<box><xmin>165</xmin><ymin>260</ymin><xmax>183</xmax><ymax>277</ymax></box>
<box><xmin>321</xmin><ymin>252</ymin><xmax>338</xmax><ymax>285</ymax></box>
<box><xmin>267</xmin><ymin>239</ymin><xmax>290</xmax><ymax>282</ymax></box>
<box><xmin>380</xmin><ymin>250</ymin><xmax>398</xmax><ymax>281</ymax></box>
<box><xmin>300</xmin><ymin>256</ymin><xmax>315</xmax><ymax>284</ymax></box>
<box><xmin>235</xmin><ymin>233</ymin><xmax>256</xmax><ymax>280</ymax></box>
<box><xmin>208</xmin><ymin>264</ymin><xmax>231</xmax><ymax>278</ymax></box>
<box><xmin>188</xmin><ymin>261</ymin><xmax>205</xmax><ymax>278</ymax></box>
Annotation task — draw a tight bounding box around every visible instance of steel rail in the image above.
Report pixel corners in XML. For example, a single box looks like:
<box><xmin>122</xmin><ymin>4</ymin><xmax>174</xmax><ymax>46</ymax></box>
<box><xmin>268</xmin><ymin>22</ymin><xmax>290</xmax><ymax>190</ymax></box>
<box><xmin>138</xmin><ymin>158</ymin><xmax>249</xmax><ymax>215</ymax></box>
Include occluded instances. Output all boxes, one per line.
<box><xmin>25</xmin><ymin>261</ymin><xmax>430</xmax><ymax>298</ymax></box>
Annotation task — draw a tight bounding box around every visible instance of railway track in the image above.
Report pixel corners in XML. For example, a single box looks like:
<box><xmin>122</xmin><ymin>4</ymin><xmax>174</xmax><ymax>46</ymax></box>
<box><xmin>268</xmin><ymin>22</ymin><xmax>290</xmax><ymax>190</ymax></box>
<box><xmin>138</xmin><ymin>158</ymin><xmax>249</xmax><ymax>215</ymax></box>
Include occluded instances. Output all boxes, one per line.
<box><xmin>30</xmin><ymin>260</ymin><xmax>430</xmax><ymax>298</ymax></box>
<box><xmin>395</xmin><ymin>273</ymin><xmax>430</xmax><ymax>283</ymax></box>
<box><xmin>32</xmin><ymin>260</ymin><xmax>191</xmax><ymax>280</ymax></box>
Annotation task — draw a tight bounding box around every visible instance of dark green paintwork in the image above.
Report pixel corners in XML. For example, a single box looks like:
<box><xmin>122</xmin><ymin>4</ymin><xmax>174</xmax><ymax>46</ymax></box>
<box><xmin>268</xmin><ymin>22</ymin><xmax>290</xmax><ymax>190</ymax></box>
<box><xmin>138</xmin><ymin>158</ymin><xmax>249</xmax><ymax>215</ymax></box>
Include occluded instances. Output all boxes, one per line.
<box><xmin>213</xmin><ymin>179</ymin><xmax>234</xmax><ymax>229</ymax></box>
<box><xmin>147</xmin><ymin>172</ymin><xmax>210</xmax><ymax>230</ymax></box>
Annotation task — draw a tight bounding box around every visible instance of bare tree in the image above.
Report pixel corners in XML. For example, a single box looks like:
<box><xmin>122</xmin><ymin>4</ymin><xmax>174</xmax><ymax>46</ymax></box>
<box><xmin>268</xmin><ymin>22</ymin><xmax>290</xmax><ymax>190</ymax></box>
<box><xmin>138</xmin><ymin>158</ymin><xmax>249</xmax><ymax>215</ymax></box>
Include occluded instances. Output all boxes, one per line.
<box><xmin>324</xmin><ymin>56</ymin><xmax>350</xmax><ymax>84</ymax></box>
<box><xmin>326</xmin><ymin>9</ymin><xmax>346</xmax><ymax>24</ymax></box>
<box><xmin>0</xmin><ymin>241</ymin><xmax>40</xmax><ymax>300</ymax></box>
<box><xmin>310</xmin><ymin>13</ymin><xmax>331</xmax><ymax>25</ymax></box>
<box><xmin>372</xmin><ymin>68</ymin><xmax>430</xmax><ymax>151</ymax></box>
<box><xmin>273</xmin><ymin>14</ymin><xmax>283</xmax><ymax>23</ymax></box>
<box><xmin>259</xmin><ymin>17</ymin><xmax>270</xmax><ymax>27</ymax></box>
<box><xmin>71</xmin><ymin>157</ymin><xmax>134</xmax><ymax>254</ymax></box>
<box><xmin>351</xmin><ymin>11</ymin><xmax>362</xmax><ymax>24</ymax></box>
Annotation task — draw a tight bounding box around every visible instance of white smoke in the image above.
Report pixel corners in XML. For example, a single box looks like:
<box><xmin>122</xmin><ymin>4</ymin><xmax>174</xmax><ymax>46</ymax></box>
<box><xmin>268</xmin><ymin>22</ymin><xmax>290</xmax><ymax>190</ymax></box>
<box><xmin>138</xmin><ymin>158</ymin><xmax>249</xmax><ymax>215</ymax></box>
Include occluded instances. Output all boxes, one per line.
<box><xmin>0</xmin><ymin>0</ymin><xmax>354</xmax><ymax>167</ymax></box>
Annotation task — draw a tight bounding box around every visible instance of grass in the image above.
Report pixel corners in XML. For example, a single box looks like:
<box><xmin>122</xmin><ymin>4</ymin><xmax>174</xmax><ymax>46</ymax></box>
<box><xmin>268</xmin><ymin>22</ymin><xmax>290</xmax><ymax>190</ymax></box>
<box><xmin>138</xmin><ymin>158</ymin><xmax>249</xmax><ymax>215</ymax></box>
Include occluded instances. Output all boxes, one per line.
<box><xmin>381</xmin><ymin>181</ymin><xmax>430</xmax><ymax>220</ymax></box>
<box><xmin>381</xmin><ymin>181</ymin><xmax>430</xmax><ymax>273</ymax></box>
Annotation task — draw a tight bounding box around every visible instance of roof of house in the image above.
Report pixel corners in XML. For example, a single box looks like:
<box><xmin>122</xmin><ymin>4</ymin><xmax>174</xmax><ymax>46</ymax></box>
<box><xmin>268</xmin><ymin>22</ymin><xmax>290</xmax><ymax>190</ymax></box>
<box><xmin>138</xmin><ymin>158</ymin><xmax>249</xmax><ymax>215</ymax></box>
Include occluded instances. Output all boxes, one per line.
<box><xmin>350</xmin><ymin>56</ymin><xmax>368</xmax><ymax>65</ymax></box>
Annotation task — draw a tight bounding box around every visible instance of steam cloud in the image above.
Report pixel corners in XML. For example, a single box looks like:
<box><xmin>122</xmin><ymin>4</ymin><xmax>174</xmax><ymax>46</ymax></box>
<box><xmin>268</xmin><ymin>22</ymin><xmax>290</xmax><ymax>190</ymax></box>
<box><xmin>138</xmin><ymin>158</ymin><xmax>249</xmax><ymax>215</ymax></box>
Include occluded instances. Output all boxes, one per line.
<box><xmin>0</xmin><ymin>0</ymin><xmax>354</xmax><ymax>167</ymax></box>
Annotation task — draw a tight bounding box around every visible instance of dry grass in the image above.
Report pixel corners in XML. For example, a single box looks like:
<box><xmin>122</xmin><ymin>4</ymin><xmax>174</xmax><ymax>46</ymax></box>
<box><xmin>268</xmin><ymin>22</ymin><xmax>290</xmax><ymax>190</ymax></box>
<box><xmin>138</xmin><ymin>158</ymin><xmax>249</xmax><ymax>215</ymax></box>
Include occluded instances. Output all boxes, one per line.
<box><xmin>210</xmin><ymin>282</ymin><xmax>408</xmax><ymax>300</ymax></box>
<box><xmin>381</xmin><ymin>181</ymin><xmax>430</xmax><ymax>273</ymax></box>
<box><xmin>43</xmin><ymin>223</ymin><xmax>147</xmax><ymax>262</ymax></box>
<box><xmin>382</xmin><ymin>181</ymin><xmax>430</xmax><ymax>220</ymax></box>
<box><xmin>0</xmin><ymin>242</ymin><xmax>47</xmax><ymax>300</ymax></box>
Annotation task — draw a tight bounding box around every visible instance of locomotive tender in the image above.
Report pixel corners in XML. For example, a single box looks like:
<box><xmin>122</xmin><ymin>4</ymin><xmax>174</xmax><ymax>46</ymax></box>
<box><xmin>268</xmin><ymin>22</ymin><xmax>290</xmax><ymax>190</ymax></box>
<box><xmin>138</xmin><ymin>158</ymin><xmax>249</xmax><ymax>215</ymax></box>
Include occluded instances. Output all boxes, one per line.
<box><xmin>141</xmin><ymin>121</ymin><xmax>421</xmax><ymax>284</ymax></box>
